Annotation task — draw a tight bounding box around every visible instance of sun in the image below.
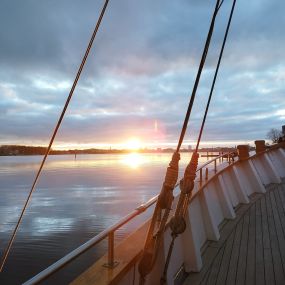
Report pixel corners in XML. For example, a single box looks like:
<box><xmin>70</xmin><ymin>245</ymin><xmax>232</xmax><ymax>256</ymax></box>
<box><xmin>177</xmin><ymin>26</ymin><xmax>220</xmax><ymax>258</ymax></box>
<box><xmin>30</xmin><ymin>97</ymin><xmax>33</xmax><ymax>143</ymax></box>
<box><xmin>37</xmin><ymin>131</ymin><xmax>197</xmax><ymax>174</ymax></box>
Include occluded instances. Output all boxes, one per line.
<box><xmin>121</xmin><ymin>153</ymin><xmax>146</xmax><ymax>169</ymax></box>
<box><xmin>125</xmin><ymin>138</ymin><xmax>142</xmax><ymax>151</ymax></box>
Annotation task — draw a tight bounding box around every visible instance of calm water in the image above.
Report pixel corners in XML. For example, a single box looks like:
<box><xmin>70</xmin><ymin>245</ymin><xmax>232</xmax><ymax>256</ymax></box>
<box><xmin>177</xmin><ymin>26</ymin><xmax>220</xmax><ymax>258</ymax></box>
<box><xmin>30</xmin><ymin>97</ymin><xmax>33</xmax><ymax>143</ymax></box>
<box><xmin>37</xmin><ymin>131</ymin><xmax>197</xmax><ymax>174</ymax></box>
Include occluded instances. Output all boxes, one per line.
<box><xmin>0</xmin><ymin>153</ymin><xmax>213</xmax><ymax>284</ymax></box>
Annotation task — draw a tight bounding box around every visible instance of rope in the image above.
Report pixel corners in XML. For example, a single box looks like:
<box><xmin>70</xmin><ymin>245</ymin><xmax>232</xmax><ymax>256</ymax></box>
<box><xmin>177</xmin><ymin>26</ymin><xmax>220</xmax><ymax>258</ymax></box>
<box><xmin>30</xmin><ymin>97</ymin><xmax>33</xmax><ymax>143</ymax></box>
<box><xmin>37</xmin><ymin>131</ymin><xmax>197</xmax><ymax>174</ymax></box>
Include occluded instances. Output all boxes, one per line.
<box><xmin>138</xmin><ymin>1</ymin><xmax>223</xmax><ymax>284</ymax></box>
<box><xmin>138</xmin><ymin>153</ymin><xmax>180</xmax><ymax>285</ymax></box>
<box><xmin>218</xmin><ymin>0</ymin><xmax>225</xmax><ymax>11</ymax></box>
<box><xmin>176</xmin><ymin>0</ymin><xmax>222</xmax><ymax>152</ymax></box>
<box><xmin>161</xmin><ymin>0</ymin><xmax>238</xmax><ymax>282</ymax></box>
<box><xmin>195</xmin><ymin>0</ymin><xmax>237</xmax><ymax>152</ymax></box>
<box><xmin>0</xmin><ymin>0</ymin><xmax>110</xmax><ymax>272</ymax></box>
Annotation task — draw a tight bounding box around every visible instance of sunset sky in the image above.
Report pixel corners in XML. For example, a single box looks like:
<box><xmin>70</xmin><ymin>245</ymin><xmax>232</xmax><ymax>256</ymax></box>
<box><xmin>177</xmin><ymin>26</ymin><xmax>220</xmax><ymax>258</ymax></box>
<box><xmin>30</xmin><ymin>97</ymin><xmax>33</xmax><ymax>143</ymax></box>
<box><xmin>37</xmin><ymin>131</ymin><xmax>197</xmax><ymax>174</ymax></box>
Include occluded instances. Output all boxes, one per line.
<box><xmin>1</xmin><ymin>0</ymin><xmax>285</xmax><ymax>149</ymax></box>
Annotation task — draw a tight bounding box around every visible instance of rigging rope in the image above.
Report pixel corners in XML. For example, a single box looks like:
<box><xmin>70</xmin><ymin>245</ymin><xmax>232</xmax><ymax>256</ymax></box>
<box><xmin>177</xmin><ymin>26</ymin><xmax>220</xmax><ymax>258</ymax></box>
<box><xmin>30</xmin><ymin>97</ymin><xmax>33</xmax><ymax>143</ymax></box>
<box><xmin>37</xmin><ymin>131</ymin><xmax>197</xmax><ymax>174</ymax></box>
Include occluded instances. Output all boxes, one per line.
<box><xmin>0</xmin><ymin>0</ymin><xmax>110</xmax><ymax>272</ymax></box>
<box><xmin>138</xmin><ymin>1</ymin><xmax>222</xmax><ymax>284</ymax></box>
<box><xmin>176</xmin><ymin>0</ymin><xmax>224</xmax><ymax>152</ymax></box>
<box><xmin>195</xmin><ymin>0</ymin><xmax>237</xmax><ymax>152</ymax></box>
<box><xmin>161</xmin><ymin>0</ymin><xmax>237</xmax><ymax>283</ymax></box>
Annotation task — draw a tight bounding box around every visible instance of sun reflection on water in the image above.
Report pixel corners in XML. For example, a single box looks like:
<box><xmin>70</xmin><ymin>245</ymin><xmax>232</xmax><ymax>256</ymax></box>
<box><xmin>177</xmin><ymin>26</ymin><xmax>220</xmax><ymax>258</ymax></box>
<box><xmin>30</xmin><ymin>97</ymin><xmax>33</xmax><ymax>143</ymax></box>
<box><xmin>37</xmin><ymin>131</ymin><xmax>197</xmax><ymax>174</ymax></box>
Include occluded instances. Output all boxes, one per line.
<box><xmin>121</xmin><ymin>153</ymin><xmax>146</xmax><ymax>169</ymax></box>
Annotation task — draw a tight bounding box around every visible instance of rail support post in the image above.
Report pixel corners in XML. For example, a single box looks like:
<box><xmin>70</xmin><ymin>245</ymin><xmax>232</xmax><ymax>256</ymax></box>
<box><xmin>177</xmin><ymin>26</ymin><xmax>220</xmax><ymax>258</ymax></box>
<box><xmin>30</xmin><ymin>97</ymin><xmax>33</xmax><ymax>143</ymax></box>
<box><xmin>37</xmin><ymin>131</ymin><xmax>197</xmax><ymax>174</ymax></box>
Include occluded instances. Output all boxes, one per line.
<box><xmin>103</xmin><ymin>231</ymin><xmax>119</xmax><ymax>268</ymax></box>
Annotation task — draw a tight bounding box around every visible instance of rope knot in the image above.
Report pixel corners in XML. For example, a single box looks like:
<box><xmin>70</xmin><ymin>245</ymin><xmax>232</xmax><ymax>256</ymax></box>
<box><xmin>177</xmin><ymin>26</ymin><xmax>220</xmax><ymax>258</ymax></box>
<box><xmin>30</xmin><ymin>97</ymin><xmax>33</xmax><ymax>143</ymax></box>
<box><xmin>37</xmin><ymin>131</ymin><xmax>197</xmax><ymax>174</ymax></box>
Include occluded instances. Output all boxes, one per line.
<box><xmin>164</xmin><ymin>151</ymin><xmax>180</xmax><ymax>188</ymax></box>
<box><xmin>169</xmin><ymin>151</ymin><xmax>180</xmax><ymax>168</ymax></box>
<box><xmin>181</xmin><ymin>152</ymin><xmax>199</xmax><ymax>194</ymax></box>
<box><xmin>158</xmin><ymin>152</ymin><xmax>180</xmax><ymax>209</ymax></box>
<box><xmin>185</xmin><ymin>152</ymin><xmax>199</xmax><ymax>178</ymax></box>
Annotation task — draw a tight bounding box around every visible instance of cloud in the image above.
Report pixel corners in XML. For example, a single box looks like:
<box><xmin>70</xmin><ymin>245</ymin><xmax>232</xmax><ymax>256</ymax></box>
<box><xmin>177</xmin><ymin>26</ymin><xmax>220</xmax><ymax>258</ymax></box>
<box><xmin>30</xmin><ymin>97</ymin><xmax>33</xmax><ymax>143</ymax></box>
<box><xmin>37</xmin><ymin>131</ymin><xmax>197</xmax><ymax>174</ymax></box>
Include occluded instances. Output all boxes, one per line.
<box><xmin>0</xmin><ymin>0</ymin><xmax>284</xmax><ymax>148</ymax></box>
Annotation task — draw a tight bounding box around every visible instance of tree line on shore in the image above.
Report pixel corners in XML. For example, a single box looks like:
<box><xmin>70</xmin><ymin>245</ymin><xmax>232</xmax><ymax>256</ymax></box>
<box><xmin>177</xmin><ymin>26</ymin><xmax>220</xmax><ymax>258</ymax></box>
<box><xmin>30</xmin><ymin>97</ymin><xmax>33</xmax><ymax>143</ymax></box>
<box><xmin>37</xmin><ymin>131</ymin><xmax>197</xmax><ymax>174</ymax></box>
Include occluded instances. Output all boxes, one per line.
<box><xmin>0</xmin><ymin>145</ymin><xmax>237</xmax><ymax>156</ymax></box>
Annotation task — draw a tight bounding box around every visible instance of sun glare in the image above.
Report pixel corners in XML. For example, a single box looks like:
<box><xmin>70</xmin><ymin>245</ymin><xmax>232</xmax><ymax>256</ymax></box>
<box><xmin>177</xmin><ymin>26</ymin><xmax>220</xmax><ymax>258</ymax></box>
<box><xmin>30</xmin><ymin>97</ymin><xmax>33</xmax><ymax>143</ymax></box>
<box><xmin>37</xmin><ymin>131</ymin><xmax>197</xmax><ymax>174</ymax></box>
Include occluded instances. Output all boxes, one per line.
<box><xmin>125</xmin><ymin>138</ymin><xmax>142</xmax><ymax>151</ymax></box>
<box><xmin>121</xmin><ymin>153</ymin><xmax>146</xmax><ymax>169</ymax></box>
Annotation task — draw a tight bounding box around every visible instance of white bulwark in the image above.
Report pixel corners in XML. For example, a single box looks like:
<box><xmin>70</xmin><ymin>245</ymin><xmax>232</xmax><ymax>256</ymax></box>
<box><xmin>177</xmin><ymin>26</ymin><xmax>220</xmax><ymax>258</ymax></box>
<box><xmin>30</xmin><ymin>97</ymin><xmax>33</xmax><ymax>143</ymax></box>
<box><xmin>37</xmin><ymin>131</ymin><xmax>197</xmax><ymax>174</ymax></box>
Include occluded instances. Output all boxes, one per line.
<box><xmin>111</xmin><ymin>143</ymin><xmax>285</xmax><ymax>285</ymax></box>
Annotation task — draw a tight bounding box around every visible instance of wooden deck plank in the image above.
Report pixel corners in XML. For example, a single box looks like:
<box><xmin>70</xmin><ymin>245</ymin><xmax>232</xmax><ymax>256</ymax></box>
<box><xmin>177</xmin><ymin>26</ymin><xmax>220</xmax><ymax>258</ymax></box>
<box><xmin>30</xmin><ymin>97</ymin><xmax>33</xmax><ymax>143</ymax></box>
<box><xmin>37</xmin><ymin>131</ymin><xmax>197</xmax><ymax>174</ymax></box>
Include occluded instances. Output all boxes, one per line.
<box><xmin>184</xmin><ymin>183</ymin><xmax>285</xmax><ymax>285</ymax></box>
<box><xmin>274</xmin><ymin>186</ymin><xmax>285</xmax><ymax>240</ymax></box>
<box><xmin>261</xmin><ymin>194</ymin><xmax>275</xmax><ymax>285</ymax></box>
<box><xmin>199</xmin><ymin>268</ymin><xmax>211</xmax><ymax>285</ymax></box>
<box><xmin>245</xmin><ymin>203</ymin><xmax>256</xmax><ymax>285</ymax></box>
<box><xmin>215</xmin><ymin>229</ymin><xmax>236</xmax><ymax>285</ymax></box>
<box><xmin>207</xmin><ymin>194</ymin><xmax>262</xmax><ymax>250</ymax></box>
<box><xmin>225</xmin><ymin>215</ymin><xmax>243</xmax><ymax>284</ymax></box>
<box><xmin>266</xmin><ymin>189</ymin><xmax>285</xmax><ymax>285</ymax></box>
<box><xmin>204</xmin><ymin>244</ymin><xmax>226</xmax><ymax>285</ymax></box>
<box><xmin>255</xmin><ymin>198</ymin><xmax>265</xmax><ymax>285</ymax></box>
<box><xmin>271</xmin><ymin>189</ymin><xmax>285</xmax><ymax>272</ymax></box>
<box><xmin>236</xmin><ymin>210</ymin><xmax>250</xmax><ymax>285</ymax></box>
<box><xmin>183</xmin><ymin>246</ymin><xmax>220</xmax><ymax>285</ymax></box>
<box><xmin>278</xmin><ymin>183</ymin><xmax>285</xmax><ymax>215</ymax></box>
<box><xmin>277</xmin><ymin>184</ymin><xmax>285</xmax><ymax>227</ymax></box>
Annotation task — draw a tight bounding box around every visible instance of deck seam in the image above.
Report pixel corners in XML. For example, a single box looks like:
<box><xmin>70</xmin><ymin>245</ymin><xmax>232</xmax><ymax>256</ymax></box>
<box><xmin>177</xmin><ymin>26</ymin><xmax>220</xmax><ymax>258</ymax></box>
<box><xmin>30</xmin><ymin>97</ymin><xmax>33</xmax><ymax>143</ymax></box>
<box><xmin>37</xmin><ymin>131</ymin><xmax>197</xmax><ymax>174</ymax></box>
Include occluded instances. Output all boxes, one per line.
<box><xmin>184</xmin><ymin>184</ymin><xmax>285</xmax><ymax>285</ymax></box>
<box><xmin>274</xmin><ymin>186</ymin><xmax>285</xmax><ymax>240</ymax></box>
<box><xmin>264</xmin><ymin>189</ymin><xmax>276</xmax><ymax>285</ymax></box>
<box><xmin>276</xmin><ymin>185</ymin><xmax>285</xmax><ymax>235</ymax></box>
<box><xmin>255</xmin><ymin>198</ymin><xmax>265</xmax><ymax>285</ymax></box>
<box><xmin>215</xmin><ymin>229</ymin><xmax>236</xmax><ymax>285</ymax></box>
<box><xmin>212</xmin><ymin>241</ymin><xmax>227</xmax><ymax>285</ymax></box>
<box><xmin>205</xmin><ymin>244</ymin><xmax>226</xmax><ymax>285</ymax></box>
<box><xmin>245</xmin><ymin>202</ymin><xmax>256</xmax><ymax>285</ymax></box>
<box><xmin>277</xmin><ymin>184</ymin><xmax>285</xmax><ymax>216</ymax></box>
<box><xmin>225</xmin><ymin>214</ymin><xmax>243</xmax><ymax>284</ymax></box>
<box><xmin>235</xmin><ymin>210</ymin><xmax>250</xmax><ymax>285</ymax></box>
<box><xmin>268</xmin><ymin>188</ymin><xmax>285</xmax><ymax>280</ymax></box>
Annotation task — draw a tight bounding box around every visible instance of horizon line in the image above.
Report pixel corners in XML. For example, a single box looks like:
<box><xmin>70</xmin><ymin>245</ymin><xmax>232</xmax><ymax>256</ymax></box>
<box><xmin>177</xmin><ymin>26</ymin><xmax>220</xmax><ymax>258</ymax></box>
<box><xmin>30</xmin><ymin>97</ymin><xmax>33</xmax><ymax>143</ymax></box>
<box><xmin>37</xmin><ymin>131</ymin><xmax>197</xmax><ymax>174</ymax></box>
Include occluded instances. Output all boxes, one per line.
<box><xmin>0</xmin><ymin>139</ymin><xmax>266</xmax><ymax>151</ymax></box>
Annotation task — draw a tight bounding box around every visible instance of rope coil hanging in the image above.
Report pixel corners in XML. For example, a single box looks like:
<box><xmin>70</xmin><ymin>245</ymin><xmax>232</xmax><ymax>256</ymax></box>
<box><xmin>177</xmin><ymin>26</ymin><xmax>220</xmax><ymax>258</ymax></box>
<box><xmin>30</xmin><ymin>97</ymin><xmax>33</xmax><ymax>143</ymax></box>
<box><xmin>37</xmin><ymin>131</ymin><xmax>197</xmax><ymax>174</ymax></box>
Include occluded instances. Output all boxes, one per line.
<box><xmin>0</xmin><ymin>0</ymin><xmax>111</xmax><ymax>272</ymax></box>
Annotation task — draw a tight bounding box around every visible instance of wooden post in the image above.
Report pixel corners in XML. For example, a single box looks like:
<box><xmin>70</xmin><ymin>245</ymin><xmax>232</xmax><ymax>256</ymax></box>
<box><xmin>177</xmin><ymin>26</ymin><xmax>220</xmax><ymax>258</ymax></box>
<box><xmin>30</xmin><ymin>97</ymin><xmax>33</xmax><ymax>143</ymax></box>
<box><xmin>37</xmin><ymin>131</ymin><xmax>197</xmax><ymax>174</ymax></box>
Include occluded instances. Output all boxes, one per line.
<box><xmin>108</xmin><ymin>232</ymin><xmax>114</xmax><ymax>266</ymax></box>
<box><xmin>237</xmin><ymin>145</ymin><xmax>249</xmax><ymax>160</ymax></box>
<box><xmin>255</xmin><ymin>140</ymin><xmax>266</xmax><ymax>153</ymax></box>
<box><xmin>103</xmin><ymin>231</ymin><xmax>119</xmax><ymax>268</ymax></box>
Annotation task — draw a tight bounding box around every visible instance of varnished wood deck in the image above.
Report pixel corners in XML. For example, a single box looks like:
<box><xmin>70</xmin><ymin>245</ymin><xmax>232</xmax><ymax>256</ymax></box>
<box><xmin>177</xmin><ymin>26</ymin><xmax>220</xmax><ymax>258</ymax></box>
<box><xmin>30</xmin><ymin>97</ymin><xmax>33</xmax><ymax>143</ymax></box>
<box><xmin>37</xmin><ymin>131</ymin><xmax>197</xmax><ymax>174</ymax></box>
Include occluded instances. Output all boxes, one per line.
<box><xmin>184</xmin><ymin>180</ymin><xmax>285</xmax><ymax>285</ymax></box>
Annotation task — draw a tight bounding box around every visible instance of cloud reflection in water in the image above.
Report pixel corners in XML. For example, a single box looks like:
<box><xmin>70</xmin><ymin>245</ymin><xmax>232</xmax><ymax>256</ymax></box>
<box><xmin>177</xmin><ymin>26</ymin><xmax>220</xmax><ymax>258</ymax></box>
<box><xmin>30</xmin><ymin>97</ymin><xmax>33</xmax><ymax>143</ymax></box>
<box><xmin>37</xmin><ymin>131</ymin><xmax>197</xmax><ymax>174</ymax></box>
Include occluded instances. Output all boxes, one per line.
<box><xmin>31</xmin><ymin>217</ymin><xmax>75</xmax><ymax>235</ymax></box>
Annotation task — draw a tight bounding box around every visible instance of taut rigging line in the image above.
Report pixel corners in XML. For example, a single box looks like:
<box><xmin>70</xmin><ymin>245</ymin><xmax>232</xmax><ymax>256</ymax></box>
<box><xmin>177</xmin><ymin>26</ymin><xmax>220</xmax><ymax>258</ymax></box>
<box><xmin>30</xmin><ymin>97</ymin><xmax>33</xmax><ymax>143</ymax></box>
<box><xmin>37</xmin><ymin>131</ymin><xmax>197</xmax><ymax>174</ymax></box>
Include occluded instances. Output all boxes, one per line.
<box><xmin>138</xmin><ymin>0</ymin><xmax>225</xmax><ymax>284</ymax></box>
<box><xmin>0</xmin><ymin>0</ymin><xmax>111</xmax><ymax>272</ymax></box>
<box><xmin>161</xmin><ymin>0</ymin><xmax>237</xmax><ymax>283</ymax></box>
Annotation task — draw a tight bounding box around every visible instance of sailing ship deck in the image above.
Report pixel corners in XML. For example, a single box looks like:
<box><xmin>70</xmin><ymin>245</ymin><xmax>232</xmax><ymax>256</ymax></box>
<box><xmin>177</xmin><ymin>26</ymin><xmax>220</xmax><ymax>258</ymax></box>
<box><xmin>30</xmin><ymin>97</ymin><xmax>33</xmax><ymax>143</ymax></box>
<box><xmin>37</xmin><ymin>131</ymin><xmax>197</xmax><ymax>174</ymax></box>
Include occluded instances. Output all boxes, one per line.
<box><xmin>184</xmin><ymin>179</ymin><xmax>285</xmax><ymax>285</ymax></box>
<box><xmin>23</xmin><ymin>146</ymin><xmax>285</xmax><ymax>285</ymax></box>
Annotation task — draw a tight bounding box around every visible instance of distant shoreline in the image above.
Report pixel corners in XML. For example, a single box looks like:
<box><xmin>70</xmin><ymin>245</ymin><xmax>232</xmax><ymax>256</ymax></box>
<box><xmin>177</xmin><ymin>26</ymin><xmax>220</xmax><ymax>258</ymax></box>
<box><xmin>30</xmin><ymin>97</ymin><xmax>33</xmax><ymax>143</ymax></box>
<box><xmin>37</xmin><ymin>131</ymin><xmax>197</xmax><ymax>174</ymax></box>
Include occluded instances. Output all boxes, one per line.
<box><xmin>0</xmin><ymin>145</ymin><xmax>236</xmax><ymax>156</ymax></box>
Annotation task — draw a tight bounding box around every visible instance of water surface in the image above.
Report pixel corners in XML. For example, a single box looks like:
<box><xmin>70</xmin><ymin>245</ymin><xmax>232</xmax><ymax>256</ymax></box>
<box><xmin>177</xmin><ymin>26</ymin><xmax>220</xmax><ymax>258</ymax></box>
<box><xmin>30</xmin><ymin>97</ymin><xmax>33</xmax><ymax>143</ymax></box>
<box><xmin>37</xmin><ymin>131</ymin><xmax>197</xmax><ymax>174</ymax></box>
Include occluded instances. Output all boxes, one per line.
<box><xmin>0</xmin><ymin>153</ymin><xmax>214</xmax><ymax>284</ymax></box>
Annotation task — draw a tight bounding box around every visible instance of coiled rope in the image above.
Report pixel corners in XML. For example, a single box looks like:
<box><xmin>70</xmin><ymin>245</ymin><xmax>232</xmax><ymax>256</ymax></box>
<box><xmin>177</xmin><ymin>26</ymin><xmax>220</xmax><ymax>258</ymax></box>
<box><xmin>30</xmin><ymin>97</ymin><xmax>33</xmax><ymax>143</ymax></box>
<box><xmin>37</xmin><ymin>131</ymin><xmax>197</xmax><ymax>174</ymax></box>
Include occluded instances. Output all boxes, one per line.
<box><xmin>0</xmin><ymin>0</ymin><xmax>110</xmax><ymax>272</ymax></box>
